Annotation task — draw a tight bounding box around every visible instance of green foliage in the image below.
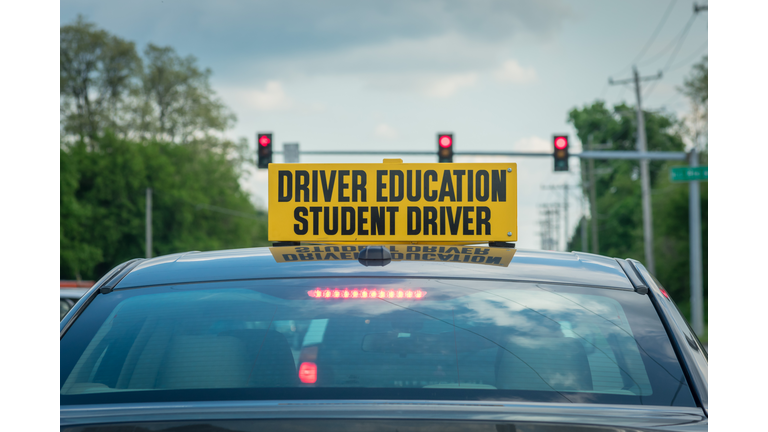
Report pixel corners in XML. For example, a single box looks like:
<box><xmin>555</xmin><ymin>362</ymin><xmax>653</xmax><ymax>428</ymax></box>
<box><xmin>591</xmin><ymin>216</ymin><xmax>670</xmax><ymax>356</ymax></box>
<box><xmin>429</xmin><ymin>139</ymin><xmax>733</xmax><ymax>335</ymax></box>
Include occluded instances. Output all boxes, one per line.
<box><xmin>60</xmin><ymin>133</ymin><xmax>268</xmax><ymax>280</ymax></box>
<box><xmin>60</xmin><ymin>17</ymin><xmax>262</xmax><ymax>280</ymax></box>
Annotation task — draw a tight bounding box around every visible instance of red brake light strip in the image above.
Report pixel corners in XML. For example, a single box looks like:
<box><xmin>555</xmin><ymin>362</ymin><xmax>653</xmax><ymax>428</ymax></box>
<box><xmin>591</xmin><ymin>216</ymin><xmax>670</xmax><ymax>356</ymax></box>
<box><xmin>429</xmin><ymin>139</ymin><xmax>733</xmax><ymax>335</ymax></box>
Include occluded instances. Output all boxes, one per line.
<box><xmin>307</xmin><ymin>288</ymin><xmax>426</xmax><ymax>299</ymax></box>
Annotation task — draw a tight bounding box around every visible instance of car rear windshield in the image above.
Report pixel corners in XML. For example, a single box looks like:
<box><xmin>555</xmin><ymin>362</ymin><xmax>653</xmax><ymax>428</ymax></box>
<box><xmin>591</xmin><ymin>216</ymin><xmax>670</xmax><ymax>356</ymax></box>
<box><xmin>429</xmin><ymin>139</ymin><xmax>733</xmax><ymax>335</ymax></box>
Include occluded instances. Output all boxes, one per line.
<box><xmin>61</xmin><ymin>278</ymin><xmax>696</xmax><ymax>407</ymax></box>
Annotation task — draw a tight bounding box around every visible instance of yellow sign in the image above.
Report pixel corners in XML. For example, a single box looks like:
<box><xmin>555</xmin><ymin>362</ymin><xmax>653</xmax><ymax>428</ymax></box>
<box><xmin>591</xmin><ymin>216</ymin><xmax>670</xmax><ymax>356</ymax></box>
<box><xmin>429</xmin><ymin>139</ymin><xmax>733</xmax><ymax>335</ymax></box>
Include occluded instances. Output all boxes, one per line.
<box><xmin>270</xmin><ymin>245</ymin><xmax>516</xmax><ymax>267</ymax></box>
<box><xmin>268</xmin><ymin>161</ymin><xmax>517</xmax><ymax>242</ymax></box>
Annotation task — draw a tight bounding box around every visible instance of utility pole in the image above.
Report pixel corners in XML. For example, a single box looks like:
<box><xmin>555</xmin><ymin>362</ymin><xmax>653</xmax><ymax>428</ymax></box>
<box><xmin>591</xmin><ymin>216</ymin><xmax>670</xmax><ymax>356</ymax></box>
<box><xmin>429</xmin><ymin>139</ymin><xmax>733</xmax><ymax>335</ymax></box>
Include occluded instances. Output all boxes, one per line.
<box><xmin>609</xmin><ymin>67</ymin><xmax>662</xmax><ymax>273</ymax></box>
<box><xmin>693</xmin><ymin>2</ymin><xmax>708</xmax><ymax>13</ymax></box>
<box><xmin>542</xmin><ymin>184</ymin><xmax>571</xmax><ymax>251</ymax></box>
<box><xmin>587</xmin><ymin>136</ymin><xmax>599</xmax><ymax>254</ymax></box>
<box><xmin>146</xmin><ymin>187</ymin><xmax>152</xmax><ymax>259</ymax></box>
<box><xmin>689</xmin><ymin>148</ymin><xmax>704</xmax><ymax>335</ymax></box>
<box><xmin>539</xmin><ymin>204</ymin><xmax>561</xmax><ymax>251</ymax></box>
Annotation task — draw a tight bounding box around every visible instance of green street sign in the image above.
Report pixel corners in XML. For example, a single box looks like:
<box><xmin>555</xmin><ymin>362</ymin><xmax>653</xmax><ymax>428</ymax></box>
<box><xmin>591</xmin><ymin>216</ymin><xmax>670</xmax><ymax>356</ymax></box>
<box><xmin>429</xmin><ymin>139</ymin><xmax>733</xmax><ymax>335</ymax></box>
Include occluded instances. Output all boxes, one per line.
<box><xmin>671</xmin><ymin>166</ymin><xmax>708</xmax><ymax>182</ymax></box>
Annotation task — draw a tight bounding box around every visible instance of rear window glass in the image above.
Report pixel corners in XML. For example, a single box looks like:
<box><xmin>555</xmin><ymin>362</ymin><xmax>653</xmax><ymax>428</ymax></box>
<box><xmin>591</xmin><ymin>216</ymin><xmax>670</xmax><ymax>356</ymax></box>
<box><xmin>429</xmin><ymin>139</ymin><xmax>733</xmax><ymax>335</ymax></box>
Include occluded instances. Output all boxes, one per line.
<box><xmin>61</xmin><ymin>278</ymin><xmax>695</xmax><ymax>407</ymax></box>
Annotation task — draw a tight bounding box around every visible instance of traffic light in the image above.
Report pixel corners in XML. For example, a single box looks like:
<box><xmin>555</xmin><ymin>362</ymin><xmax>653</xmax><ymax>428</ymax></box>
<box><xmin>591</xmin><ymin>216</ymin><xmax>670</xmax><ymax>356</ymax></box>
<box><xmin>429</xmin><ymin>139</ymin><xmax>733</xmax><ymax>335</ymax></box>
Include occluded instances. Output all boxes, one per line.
<box><xmin>257</xmin><ymin>132</ymin><xmax>273</xmax><ymax>169</ymax></box>
<box><xmin>553</xmin><ymin>135</ymin><xmax>569</xmax><ymax>172</ymax></box>
<box><xmin>437</xmin><ymin>133</ymin><xmax>453</xmax><ymax>163</ymax></box>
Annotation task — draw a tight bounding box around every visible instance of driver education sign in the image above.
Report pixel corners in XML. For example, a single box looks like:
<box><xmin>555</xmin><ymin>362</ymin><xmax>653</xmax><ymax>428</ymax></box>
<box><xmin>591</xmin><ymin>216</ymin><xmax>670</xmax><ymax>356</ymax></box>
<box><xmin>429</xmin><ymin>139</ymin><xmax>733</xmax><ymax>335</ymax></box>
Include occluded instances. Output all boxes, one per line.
<box><xmin>268</xmin><ymin>161</ymin><xmax>517</xmax><ymax>242</ymax></box>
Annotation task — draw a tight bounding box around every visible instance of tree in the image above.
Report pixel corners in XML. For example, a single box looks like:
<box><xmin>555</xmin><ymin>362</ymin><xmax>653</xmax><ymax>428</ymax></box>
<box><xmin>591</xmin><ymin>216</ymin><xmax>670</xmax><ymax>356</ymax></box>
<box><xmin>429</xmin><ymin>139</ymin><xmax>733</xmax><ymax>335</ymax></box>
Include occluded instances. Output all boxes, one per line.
<box><xmin>679</xmin><ymin>56</ymin><xmax>708</xmax><ymax>150</ymax></box>
<box><xmin>60</xmin><ymin>17</ymin><xmax>235</xmax><ymax>144</ymax></box>
<box><xmin>60</xmin><ymin>133</ymin><xmax>268</xmax><ymax>280</ymax></box>
<box><xmin>567</xmin><ymin>101</ymin><xmax>707</xmax><ymax>324</ymax></box>
<box><xmin>60</xmin><ymin>18</ymin><xmax>263</xmax><ymax>280</ymax></box>
<box><xmin>136</xmin><ymin>44</ymin><xmax>236</xmax><ymax>143</ymax></box>
<box><xmin>60</xmin><ymin>16</ymin><xmax>141</xmax><ymax>142</ymax></box>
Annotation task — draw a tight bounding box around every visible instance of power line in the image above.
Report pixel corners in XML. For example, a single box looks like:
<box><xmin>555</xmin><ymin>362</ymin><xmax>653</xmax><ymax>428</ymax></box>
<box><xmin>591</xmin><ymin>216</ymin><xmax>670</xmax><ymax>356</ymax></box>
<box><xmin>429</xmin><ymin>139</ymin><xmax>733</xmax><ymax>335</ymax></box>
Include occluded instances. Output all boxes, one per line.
<box><xmin>643</xmin><ymin>13</ymin><xmax>699</xmax><ymax>99</ymax></box>
<box><xmin>610</xmin><ymin>0</ymin><xmax>678</xmax><ymax>77</ymax></box>
<box><xmin>634</xmin><ymin>0</ymin><xmax>678</xmax><ymax>65</ymax></box>
<box><xmin>637</xmin><ymin>12</ymin><xmax>698</xmax><ymax>69</ymax></box>
<box><xmin>667</xmin><ymin>40</ymin><xmax>708</xmax><ymax>72</ymax></box>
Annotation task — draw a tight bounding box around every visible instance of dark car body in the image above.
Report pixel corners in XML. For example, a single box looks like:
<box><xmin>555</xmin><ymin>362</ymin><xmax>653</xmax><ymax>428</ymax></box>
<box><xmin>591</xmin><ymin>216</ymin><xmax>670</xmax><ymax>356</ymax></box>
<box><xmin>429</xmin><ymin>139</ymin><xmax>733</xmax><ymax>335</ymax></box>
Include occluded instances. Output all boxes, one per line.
<box><xmin>60</xmin><ymin>246</ymin><xmax>708</xmax><ymax>431</ymax></box>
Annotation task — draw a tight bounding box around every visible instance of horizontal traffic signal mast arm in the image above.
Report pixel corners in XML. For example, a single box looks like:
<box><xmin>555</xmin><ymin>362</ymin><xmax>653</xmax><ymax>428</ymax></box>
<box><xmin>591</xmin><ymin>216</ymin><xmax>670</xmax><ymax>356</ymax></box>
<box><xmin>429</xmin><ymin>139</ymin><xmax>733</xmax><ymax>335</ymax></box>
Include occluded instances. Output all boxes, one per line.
<box><xmin>578</xmin><ymin>151</ymin><xmax>687</xmax><ymax>160</ymax></box>
<box><xmin>271</xmin><ymin>149</ymin><xmax>688</xmax><ymax>160</ymax></box>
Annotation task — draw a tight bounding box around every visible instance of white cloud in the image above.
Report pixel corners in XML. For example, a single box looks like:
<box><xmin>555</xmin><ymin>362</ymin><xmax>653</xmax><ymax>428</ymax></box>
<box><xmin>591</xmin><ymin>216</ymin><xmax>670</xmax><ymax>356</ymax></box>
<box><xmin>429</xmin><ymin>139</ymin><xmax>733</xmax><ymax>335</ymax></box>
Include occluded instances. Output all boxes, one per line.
<box><xmin>245</xmin><ymin>81</ymin><xmax>292</xmax><ymax>111</ymax></box>
<box><xmin>422</xmin><ymin>73</ymin><xmax>478</xmax><ymax>98</ymax></box>
<box><xmin>494</xmin><ymin>60</ymin><xmax>537</xmax><ymax>84</ymax></box>
<box><xmin>374</xmin><ymin>123</ymin><xmax>399</xmax><ymax>139</ymax></box>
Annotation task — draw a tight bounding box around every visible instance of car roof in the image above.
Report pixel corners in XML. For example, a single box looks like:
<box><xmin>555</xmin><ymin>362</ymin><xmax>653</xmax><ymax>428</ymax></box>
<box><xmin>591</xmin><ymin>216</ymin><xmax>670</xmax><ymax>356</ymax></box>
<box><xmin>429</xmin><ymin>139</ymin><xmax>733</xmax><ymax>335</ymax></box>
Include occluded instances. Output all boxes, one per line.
<box><xmin>115</xmin><ymin>246</ymin><xmax>634</xmax><ymax>291</ymax></box>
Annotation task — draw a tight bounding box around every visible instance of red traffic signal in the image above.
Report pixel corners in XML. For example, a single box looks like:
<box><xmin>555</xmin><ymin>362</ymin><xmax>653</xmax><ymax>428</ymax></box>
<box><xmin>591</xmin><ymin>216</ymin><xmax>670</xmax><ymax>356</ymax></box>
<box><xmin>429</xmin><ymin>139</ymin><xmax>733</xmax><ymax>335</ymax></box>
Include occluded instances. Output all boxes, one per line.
<box><xmin>257</xmin><ymin>132</ymin><xmax>273</xmax><ymax>169</ymax></box>
<box><xmin>553</xmin><ymin>135</ymin><xmax>569</xmax><ymax>172</ymax></box>
<box><xmin>437</xmin><ymin>133</ymin><xmax>453</xmax><ymax>163</ymax></box>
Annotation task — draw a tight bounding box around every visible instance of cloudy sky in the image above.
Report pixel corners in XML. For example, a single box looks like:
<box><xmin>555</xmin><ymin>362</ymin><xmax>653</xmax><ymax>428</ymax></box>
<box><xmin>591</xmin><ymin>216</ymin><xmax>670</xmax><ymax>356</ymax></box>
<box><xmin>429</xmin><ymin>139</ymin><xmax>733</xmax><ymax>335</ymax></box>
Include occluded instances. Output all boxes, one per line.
<box><xmin>60</xmin><ymin>0</ymin><xmax>708</xmax><ymax>249</ymax></box>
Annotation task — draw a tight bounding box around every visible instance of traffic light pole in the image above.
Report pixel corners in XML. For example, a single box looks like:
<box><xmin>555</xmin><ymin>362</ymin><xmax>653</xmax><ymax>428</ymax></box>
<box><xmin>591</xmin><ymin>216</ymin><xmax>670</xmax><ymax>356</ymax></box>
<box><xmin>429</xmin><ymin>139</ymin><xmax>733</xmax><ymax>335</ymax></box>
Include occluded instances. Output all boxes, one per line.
<box><xmin>689</xmin><ymin>149</ymin><xmax>704</xmax><ymax>335</ymax></box>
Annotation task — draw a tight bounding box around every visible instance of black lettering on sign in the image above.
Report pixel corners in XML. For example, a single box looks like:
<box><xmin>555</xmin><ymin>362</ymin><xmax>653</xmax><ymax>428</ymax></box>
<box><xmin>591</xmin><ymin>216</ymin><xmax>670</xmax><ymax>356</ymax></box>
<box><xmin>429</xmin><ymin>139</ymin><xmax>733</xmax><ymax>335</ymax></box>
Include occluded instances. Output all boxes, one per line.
<box><xmin>376</xmin><ymin>171</ymin><xmax>387</xmax><ymax>202</ymax></box>
<box><xmin>294</xmin><ymin>207</ymin><xmax>308</xmax><ymax>234</ymax></box>
<box><xmin>390</xmin><ymin>170</ymin><xmax>404</xmax><ymax>202</ymax></box>
<box><xmin>476</xmin><ymin>206</ymin><xmax>491</xmax><ymax>235</ymax></box>
<box><xmin>440</xmin><ymin>207</ymin><xmax>446</xmax><ymax>235</ymax></box>
<box><xmin>471</xmin><ymin>256</ymin><xmax>485</xmax><ymax>263</ymax></box>
<box><xmin>453</xmin><ymin>170</ymin><xmax>465</xmax><ymax>201</ymax></box>
<box><xmin>476</xmin><ymin>170</ymin><xmax>489</xmax><ymax>202</ymax></box>
<box><xmin>492</xmin><ymin>170</ymin><xmax>506</xmax><ymax>202</ymax></box>
<box><xmin>296</xmin><ymin>246</ymin><xmax>310</xmax><ymax>252</ymax></box>
<box><xmin>278</xmin><ymin>171</ymin><xmax>292</xmax><ymax>202</ymax></box>
<box><xmin>341</xmin><ymin>206</ymin><xmax>355</xmax><ymax>235</ymax></box>
<box><xmin>406</xmin><ymin>253</ymin><xmax>420</xmax><ymax>260</ymax></box>
<box><xmin>407</xmin><ymin>207</ymin><xmax>421</xmax><ymax>235</ymax></box>
<box><xmin>474</xmin><ymin>248</ymin><xmax>489</xmax><ymax>255</ymax></box>
<box><xmin>358</xmin><ymin>206</ymin><xmax>369</xmax><ymax>235</ymax></box>
<box><xmin>371</xmin><ymin>207</ymin><xmax>386</xmax><ymax>235</ymax></box>
<box><xmin>320</xmin><ymin>171</ymin><xmax>336</xmax><ymax>202</ymax></box>
<box><xmin>486</xmin><ymin>256</ymin><xmax>502</xmax><ymax>265</ymax></box>
<box><xmin>422</xmin><ymin>246</ymin><xmax>436</xmax><ymax>253</ymax></box>
<box><xmin>407</xmin><ymin>246</ymin><xmax>420</xmax><ymax>252</ymax></box>
<box><xmin>439</xmin><ymin>170</ymin><xmax>456</xmax><ymax>202</ymax></box>
<box><xmin>467</xmin><ymin>170</ymin><xmax>474</xmax><ymax>201</ymax></box>
<box><xmin>282</xmin><ymin>254</ymin><xmax>298</xmax><ymax>261</ymax></box>
<box><xmin>312</xmin><ymin>171</ymin><xmax>318</xmax><ymax>202</ymax></box>
<box><xmin>338</xmin><ymin>170</ymin><xmax>350</xmax><ymax>203</ymax></box>
<box><xmin>342</xmin><ymin>245</ymin><xmax>357</xmax><ymax>252</ymax></box>
<box><xmin>298</xmin><ymin>253</ymin><xmax>315</xmax><ymax>261</ymax></box>
<box><xmin>447</xmin><ymin>207</ymin><xmax>461</xmax><ymax>235</ymax></box>
<box><xmin>423</xmin><ymin>253</ymin><xmax>436</xmax><ymax>261</ymax></box>
<box><xmin>295</xmin><ymin>170</ymin><xmax>310</xmax><ymax>202</ymax></box>
<box><xmin>391</xmin><ymin>253</ymin><xmax>404</xmax><ymax>260</ymax></box>
<box><xmin>407</xmin><ymin>170</ymin><xmax>421</xmax><ymax>201</ymax></box>
<box><xmin>324</xmin><ymin>206</ymin><xmax>339</xmax><ymax>235</ymax></box>
<box><xmin>312</xmin><ymin>170</ymin><xmax>317</xmax><ymax>202</ymax></box>
<box><xmin>309</xmin><ymin>207</ymin><xmax>321</xmax><ymax>235</ymax></box>
<box><xmin>463</xmin><ymin>207</ymin><xmax>474</xmax><ymax>235</ymax></box>
<box><xmin>386</xmin><ymin>207</ymin><xmax>399</xmax><ymax>235</ymax></box>
<box><xmin>424</xmin><ymin>170</ymin><xmax>438</xmax><ymax>202</ymax></box>
<box><xmin>424</xmin><ymin>206</ymin><xmax>438</xmax><ymax>235</ymax></box>
<box><xmin>352</xmin><ymin>170</ymin><xmax>367</xmax><ymax>202</ymax></box>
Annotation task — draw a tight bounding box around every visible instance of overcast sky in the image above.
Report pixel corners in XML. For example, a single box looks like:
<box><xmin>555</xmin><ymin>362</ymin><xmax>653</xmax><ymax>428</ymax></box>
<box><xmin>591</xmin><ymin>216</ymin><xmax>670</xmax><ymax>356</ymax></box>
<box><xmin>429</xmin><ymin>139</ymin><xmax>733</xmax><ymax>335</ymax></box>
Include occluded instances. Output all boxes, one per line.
<box><xmin>60</xmin><ymin>0</ymin><xmax>708</xmax><ymax>250</ymax></box>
